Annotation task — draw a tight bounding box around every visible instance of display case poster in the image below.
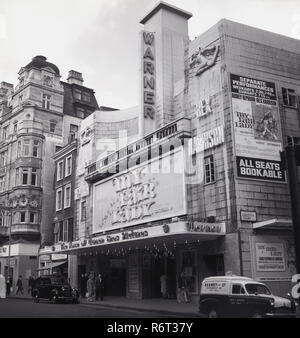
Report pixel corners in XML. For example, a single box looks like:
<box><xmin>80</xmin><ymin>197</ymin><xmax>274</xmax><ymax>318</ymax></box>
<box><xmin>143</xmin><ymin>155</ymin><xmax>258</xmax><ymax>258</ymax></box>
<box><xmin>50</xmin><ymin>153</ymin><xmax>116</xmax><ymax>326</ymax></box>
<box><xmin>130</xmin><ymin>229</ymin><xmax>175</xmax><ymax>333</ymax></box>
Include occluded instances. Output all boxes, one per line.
<box><xmin>230</xmin><ymin>74</ymin><xmax>285</xmax><ymax>182</ymax></box>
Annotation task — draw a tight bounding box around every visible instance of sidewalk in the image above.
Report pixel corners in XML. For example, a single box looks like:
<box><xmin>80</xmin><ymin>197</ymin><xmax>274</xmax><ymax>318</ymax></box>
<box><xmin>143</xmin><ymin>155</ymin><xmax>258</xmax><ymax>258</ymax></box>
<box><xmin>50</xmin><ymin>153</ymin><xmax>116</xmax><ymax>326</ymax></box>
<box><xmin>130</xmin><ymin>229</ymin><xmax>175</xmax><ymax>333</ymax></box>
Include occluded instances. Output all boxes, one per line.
<box><xmin>8</xmin><ymin>293</ymin><xmax>200</xmax><ymax>317</ymax></box>
<box><xmin>80</xmin><ymin>297</ymin><xmax>200</xmax><ymax>317</ymax></box>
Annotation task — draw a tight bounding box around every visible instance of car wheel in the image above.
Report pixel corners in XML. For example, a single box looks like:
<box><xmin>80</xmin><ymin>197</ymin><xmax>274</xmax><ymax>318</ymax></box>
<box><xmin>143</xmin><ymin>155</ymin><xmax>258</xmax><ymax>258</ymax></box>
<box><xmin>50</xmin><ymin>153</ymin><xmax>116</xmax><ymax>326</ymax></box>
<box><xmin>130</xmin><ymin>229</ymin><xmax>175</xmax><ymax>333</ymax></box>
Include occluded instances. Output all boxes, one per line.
<box><xmin>208</xmin><ymin>308</ymin><xmax>219</xmax><ymax>318</ymax></box>
<box><xmin>34</xmin><ymin>295</ymin><xmax>39</xmax><ymax>303</ymax></box>
<box><xmin>51</xmin><ymin>295</ymin><xmax>57</xmax><ymax>304</ymax></box>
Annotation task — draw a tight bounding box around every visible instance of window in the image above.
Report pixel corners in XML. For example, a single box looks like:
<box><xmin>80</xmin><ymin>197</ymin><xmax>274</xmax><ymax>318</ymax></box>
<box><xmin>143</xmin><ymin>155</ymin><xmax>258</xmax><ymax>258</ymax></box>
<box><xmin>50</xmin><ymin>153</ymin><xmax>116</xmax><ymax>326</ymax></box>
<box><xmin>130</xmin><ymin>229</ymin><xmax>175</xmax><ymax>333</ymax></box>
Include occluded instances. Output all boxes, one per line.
<box><xmin>64</xmin><ymin>184</ymin><xmax>71</xmax><ymax>209</ymax></box>
<box><xmin>204</xmin><ymin>155</ymin><xmax>215</xmax><ymax>184</ymax></box>
<box><xmin>81</xmin><ymin>201</ymin><xmax>86</xmax><ymax>221</ymax></box>
<box><xmin>31</xmin><ymin>168</ymin><xmax>37</xmax><ymax>186</ymax></box>
<box><xmin>22</xmin><ymin>168</ymin><xmax>29</xmax><ymax>185</ymax></box>
<box><xmin>282</xmin><ymin>88</ymin><xmax>297</xmax><ymax>108</ymax></box>
<box><xmin>0</xmin><ymin>176</ymin><xmax>6</xmax><ymax>192</ymax></box>
<box><xmin>76</xmin><ymin>107</ymin><xmax>85</xmax><ymax>119</ymax></box>
<box><xmin>232</xmin><ymin>284</ymin><xmax>246</xmax><ymax>295</ymax></box>
<box><xmin>20</xmin><ymin>212</ymin><xmax>26</xmax><ymax>223</ymax></box>
<box><xmin>29</xmin><ymin>213</ymin><xmax>35</xmax><ymax>224</ymax></box>
<box><xmin>0</xmin><ymin>151</ymin><xmax>7</xmax><ymax>166</ymax></box>
<box><xmin>19</xmin><ymin>95</ymin><xmax>23</xmax><ymax>106</ymax></box>
<box><xmin>74</xmin><ymin>89</ymin><xmax>82</xmax><ymax>100</ymax></box>
<box><xmin>23</xmin><ymin>140</ymin><xmax>30</xmax><ymax>156</ymax></box>
<box><xmin>69</xmin><ymin>124</ymin><xmax>78</xmax><ymax>142</ymax></box>
<box><xmin>50</xmin><ymin>121</ymin><xmax>57</xmax><ymax>133</ymax></box>
<box><xmin>13</xmin><ymin>123</ymin><xmax>18</xmax><ymax>134</ymax></box>
<box><xmin>15</xmin><ymin>168</ymin><xmax>19</xmax><ymax>185</ymax></box>
<box><xmin>17</xmin><ymin>141</ymin><xmax>21</xmax><ymax>157</ymax></box>
<box><xmin>2</xmin><ymin>126</ymin><xmax>8</xmax><ymax>140</ymax></box>
<box><xmin>0</xmin><ymin>211</ymin><xmax>4</xmax><ymax>227</ymax></box>
<box><xmin>32</xmin><ymin>140</ymin><xmax>39</xmax><ymax>158</ymax></box>
<box><xmin>65</xmin><ymin>156</ymin><xmax>72</xmax><ymax>177</ymax></box>
<box><xmin>42</xmin><ymin>94</ymin><xmax>51</xmax><ymax>110</ymax></box>
<box><xmin>63</xmin><ymin>220</ymin><xmax>68</xmax><ymax>242</ymax></box>
<box><xmin>54</xmin><ymin>222</ymin><xmax>60</xmax><ymax>244</ymax></box>
<box><xmin>82</xmin><ymin>92</ymin><xmax>91</xmax><ymax>102</ymax></box>
<box><xmin>57</xmin><ymin>161</ymin><xmax>63</xmax><ymax>181</ymax></box>
<box><xmin>56</xmin><ymin>188</ymin><xmax>63</xmax><ymax>211</ymax></box>
<box><xmin>58</xmin><ymin>221</ymin><xmax>63</xmax><ymax>242</ymax></box>
<box><xmin>19</xmin><ymin>78</ymin><xmax>24</xmax><ymax>88</ymax></box>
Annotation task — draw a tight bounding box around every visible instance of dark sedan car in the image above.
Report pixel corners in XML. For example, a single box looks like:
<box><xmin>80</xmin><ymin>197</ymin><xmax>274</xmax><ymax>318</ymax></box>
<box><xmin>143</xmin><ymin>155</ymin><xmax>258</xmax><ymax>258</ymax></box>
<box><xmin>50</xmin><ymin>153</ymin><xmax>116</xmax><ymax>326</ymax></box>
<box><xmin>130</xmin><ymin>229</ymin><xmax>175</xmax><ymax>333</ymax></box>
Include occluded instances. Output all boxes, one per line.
<box><xmin>32</xmin><ymin>275</ymin><xmax>79</xmax><ymax>304</ymax></box>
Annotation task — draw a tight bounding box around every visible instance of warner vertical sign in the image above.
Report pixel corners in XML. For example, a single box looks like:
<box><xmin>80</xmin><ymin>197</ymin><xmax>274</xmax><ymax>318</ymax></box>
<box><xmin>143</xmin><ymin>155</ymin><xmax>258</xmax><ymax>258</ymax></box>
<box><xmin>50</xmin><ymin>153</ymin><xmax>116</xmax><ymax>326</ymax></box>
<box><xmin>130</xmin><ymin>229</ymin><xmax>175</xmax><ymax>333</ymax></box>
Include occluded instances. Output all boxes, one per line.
<box><xmin>140</xmin><ymin>31</ymin><xmax>156</xmax><ymax>136</ymax></box>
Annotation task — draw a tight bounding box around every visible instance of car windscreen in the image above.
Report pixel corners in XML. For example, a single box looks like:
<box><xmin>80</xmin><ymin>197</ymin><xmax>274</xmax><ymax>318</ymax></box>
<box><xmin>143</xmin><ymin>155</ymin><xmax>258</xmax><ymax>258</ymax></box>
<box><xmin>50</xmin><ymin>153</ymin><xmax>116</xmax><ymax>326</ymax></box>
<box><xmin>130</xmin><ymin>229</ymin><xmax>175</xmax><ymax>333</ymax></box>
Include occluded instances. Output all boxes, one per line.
<box><xmin>245</xmin><ymin>283</ymin><xmax>271</xmax><ymax>295</ymax></box>
<box><xmin>50</xmin><ymin>277</ymin><xmax>68</xmax><ymax>285</ymax></box>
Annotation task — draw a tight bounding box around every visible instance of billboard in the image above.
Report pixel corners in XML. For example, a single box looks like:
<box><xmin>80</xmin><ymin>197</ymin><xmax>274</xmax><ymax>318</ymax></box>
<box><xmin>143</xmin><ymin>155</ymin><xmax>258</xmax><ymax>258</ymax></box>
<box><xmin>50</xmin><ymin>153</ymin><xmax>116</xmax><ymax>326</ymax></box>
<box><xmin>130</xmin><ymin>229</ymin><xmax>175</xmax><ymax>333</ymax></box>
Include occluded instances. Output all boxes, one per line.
<box><xmin>230</xmin><ymin>74</ymin><xmax>285</xmax><ymax>182</ymax></box>
<box><xmin>92</xmin><ymin>148</ymin><xmax>186</xmax><ymax>234</ymax></box>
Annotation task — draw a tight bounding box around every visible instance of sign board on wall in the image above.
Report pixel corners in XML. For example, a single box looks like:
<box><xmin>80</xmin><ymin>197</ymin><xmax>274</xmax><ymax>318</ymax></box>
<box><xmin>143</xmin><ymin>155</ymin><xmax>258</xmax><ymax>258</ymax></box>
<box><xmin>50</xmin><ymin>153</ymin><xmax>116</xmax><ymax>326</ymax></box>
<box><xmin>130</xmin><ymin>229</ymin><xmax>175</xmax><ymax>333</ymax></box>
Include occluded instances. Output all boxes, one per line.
<box><xmin>230</xmin><ymin>74</ymin><xmax>285</xmax><ymax>182</ymax></box>
<box><xmin>256</xmin><ymin>243</ymin><xmax>286</xmax><ymax>272</ymax></box>
<box><xmin>250</xmin><ymin>235</ymin><xmax>296</xmax><ymax>282</ymax></box>
<box><xmin>93</xmin><ymin>149</ymin><xmax>186</xmax><ymax>234</ymax></box>
<box><xmin>141</xmin><ymin>30</ymin><xmax>156</xmax><ymax>136</ymax></box>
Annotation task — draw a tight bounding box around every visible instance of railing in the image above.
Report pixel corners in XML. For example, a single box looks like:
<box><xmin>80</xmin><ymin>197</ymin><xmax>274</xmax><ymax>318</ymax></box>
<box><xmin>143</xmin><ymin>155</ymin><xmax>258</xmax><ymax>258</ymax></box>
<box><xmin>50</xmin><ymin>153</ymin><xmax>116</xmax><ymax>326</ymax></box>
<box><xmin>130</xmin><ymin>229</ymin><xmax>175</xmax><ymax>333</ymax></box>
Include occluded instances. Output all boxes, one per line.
<box><xmin>86</xmin><ymin>117</ymin><xmax>191</xmax><ymax>176</ymax></box>
<box><xmin>10</xmin><ymin>224</ymin><xmax>40</xmax><ymax>234</ymax></box>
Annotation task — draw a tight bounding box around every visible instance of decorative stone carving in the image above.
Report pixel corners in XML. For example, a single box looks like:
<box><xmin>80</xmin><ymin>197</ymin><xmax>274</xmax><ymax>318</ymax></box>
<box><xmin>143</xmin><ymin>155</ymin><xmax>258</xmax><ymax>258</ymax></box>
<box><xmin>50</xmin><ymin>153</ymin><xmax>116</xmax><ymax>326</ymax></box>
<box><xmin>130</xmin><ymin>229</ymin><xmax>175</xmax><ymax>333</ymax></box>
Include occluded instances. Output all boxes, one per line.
<box><xmin>190</xmin><ymin>45</ymin><xmax>220</xmax><ymax>76</ymax></box>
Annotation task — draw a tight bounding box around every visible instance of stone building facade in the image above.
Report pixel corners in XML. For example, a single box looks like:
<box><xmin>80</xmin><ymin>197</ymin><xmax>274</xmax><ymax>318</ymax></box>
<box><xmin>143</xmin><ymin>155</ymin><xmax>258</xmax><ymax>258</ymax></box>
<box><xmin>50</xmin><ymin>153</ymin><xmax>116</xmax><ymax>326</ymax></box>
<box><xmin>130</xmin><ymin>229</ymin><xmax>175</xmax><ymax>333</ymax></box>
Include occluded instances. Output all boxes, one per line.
<box><xmin>0</xmin><ymin>56</ymin><xmax>99</xmax><ymax>287</ymax></box>
<box><xmin>40</xmin><ymin>2</ymin><xmax>299</xmax><ymax>301</ymax></box>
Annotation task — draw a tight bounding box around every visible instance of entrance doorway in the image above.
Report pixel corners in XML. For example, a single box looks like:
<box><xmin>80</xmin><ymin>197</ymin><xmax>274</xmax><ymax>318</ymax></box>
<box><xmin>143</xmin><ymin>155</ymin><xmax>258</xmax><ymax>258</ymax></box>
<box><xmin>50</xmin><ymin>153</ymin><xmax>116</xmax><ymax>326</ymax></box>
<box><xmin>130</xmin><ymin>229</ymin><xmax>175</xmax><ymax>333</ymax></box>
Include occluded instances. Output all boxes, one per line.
<box><xmin>106</xmin><ymin>259</ymin><xmax>126</xmax><ymax>297</ymax></box>
<box><xmin>203</xmin><ymin>254</ymin><xmax>225</xmax><ymax>278</ymax></box>
<box><xmin>150</xmin><ymin>255</ymin><xmax>176</xmax><ymax>299</ymax></box>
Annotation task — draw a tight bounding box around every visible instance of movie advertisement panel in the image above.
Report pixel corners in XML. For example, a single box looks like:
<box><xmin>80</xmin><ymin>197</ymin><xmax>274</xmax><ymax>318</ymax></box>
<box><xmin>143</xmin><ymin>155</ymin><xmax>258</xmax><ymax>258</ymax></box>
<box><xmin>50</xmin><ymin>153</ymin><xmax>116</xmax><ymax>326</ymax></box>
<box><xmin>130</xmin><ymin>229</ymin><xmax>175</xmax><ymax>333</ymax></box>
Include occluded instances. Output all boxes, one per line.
<box><xmin>92</xmin><ymin>148</ymin><xmax>186</xmax><ymax>234</ymax></box>
<box><xmin>230</xmin><ymin>74</ymin><xmax>285</xmax><ymax>182</ymax></box>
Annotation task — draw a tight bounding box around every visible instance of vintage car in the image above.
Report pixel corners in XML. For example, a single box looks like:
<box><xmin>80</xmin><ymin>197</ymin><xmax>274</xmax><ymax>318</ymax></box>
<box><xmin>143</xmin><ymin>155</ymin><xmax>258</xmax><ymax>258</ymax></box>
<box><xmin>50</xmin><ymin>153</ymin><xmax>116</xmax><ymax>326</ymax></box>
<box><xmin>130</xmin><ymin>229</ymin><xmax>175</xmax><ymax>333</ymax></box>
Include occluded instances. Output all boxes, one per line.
<box><xmin>32</xmin><ymin>275</ymin><xmax>79</xmax><ymax>304</ymax></box>
<box><xmin>199</xmin><ymin>276</ymin><xmax>297</xmax><ymax>318</ymax></box>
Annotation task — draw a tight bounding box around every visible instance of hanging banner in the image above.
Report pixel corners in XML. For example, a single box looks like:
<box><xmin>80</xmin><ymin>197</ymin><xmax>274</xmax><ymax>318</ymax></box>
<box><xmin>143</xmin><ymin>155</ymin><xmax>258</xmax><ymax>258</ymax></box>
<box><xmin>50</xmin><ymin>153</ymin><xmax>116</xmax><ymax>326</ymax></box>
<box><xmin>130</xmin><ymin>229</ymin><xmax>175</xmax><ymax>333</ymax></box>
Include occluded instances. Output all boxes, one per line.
<box><xmin>230</xmin><ymin>74</ymin><xmax>285</xmax><ymax>182</ymax></box>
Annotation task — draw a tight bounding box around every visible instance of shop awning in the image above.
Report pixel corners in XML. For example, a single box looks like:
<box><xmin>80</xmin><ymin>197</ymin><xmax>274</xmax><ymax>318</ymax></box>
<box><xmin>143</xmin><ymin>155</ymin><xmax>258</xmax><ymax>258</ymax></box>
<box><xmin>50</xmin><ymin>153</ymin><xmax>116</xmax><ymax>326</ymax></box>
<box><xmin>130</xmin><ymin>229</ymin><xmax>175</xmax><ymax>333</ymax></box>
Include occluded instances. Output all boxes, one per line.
<box><xmin>36</xmin><ymin>261</ymin><xmax>67</xmax><ymax>271</ymax></box>
<box><xmin>253</xmin><ymin>218</ymin><xmax>293</xmax><ymax>230</ymax></box>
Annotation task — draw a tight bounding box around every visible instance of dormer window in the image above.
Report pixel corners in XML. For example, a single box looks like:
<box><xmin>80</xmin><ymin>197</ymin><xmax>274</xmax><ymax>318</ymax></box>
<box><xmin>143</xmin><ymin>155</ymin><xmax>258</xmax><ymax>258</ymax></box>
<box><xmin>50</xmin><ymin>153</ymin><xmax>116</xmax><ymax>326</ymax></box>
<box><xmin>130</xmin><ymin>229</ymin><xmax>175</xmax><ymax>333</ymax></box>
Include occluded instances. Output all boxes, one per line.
<box><xmin>43</xmin><ymin>75</ymin><xmax>54</xmax><ymax>87</ymax></box>
<box><xmin>82</xmin><ymin>92</ymin><xmax>91</xmax><ymax>102</ymax></box>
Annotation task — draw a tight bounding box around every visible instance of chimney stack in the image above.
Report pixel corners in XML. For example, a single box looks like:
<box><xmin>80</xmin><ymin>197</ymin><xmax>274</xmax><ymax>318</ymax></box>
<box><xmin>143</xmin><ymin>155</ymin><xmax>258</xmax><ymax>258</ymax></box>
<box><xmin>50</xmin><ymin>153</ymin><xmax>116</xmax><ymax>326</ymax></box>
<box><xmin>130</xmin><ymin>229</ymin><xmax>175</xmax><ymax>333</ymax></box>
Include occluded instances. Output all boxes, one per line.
<box><xmin>67</xmin><ymin>70</ymin><xmax>84</xmax><ymax>86</ymax></box>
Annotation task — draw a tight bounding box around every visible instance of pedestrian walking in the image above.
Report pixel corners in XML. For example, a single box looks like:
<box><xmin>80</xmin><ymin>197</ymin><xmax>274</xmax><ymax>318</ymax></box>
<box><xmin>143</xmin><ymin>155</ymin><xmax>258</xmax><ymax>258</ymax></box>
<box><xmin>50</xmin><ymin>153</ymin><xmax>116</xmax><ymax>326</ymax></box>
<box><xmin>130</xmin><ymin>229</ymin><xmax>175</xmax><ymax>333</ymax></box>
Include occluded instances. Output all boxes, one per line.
<box><xmin>79</xmin><ymin>273</ymin><xmax>86</xmax><ymax>298</ymax></box>
<box><xmin>28</xmin><ymin>275</ymin><xmax>35</xmax><ymax>296</ymax></box>
<box><xmin>87</xmin><ymin>274</ymin><xmax>95</xmax><ymax>302</ymax></box>
<box><xmin>160</xmin><ymin>274</ymin><xmax>167</xmax><ymax>299</ymax></box>
<box><xmin>95</xmin><ymin>273</ymin><xmax>104</xmax><ymax>301</ymax></box>
<box><xmin>16</xmin><ymin>275</ymin><xmax>23</xmax><ymax>295</ymax></box>
<box><xmin>6</xmin><ymin>276</ymin><xmax>11</xmax><ymax>297</ymax></box>
<box><xmin>177</xmin><ymin>271</ymin><xmax>189</xmax><ymax>303</ymax></box>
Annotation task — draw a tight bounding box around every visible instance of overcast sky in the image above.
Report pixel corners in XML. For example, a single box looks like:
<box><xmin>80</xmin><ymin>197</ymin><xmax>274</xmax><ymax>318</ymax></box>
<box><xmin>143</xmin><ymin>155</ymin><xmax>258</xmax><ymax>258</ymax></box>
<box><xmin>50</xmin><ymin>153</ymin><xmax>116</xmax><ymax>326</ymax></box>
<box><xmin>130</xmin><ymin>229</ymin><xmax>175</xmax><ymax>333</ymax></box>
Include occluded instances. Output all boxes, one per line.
<box><xmin>1</xmin><ymin>0</ymin><xmax>300</xmax><ymax>109</ymax></box>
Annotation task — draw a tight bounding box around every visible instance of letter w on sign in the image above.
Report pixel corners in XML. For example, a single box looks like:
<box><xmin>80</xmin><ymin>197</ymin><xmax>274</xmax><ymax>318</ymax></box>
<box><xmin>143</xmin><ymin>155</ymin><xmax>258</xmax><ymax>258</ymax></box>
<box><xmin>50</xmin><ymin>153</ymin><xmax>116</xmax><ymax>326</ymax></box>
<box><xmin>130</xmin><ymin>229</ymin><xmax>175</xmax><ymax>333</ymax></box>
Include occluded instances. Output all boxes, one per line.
<box><xmin>143</xmin><ymin>32</ymin><xmax>154</xmax><ymax>45</ymax></box>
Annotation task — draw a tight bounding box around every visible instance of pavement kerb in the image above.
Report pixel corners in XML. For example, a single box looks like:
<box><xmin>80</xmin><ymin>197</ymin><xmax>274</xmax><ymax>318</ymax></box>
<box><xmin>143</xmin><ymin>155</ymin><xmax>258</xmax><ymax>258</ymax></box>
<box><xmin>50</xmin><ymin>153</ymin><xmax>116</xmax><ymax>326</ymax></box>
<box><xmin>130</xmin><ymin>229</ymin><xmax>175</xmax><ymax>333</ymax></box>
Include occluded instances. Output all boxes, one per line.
<box><xmin>80</xmin><ymin>300</ymin><xmax>200</xmax><ymax>317</ymax></box>
<box><xmin>6</xmin><ymin>296</ymin><xmax>201</xmax><ymax>317</ymax></box>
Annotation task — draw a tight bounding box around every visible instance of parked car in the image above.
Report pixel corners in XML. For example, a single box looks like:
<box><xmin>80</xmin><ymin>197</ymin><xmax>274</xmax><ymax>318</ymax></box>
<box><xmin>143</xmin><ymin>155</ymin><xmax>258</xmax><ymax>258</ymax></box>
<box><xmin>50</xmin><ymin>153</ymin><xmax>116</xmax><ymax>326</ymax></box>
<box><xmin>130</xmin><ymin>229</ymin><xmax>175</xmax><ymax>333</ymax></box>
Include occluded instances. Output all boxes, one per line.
<box><xmin>199</xmin><ymin>276</ymin><xmax>297</xmax><ymax>318</ymax></box>
<box><xmin>32</xmin><ymin>275</ymin><xmax>79</xmax><ymax>304</ymax></box>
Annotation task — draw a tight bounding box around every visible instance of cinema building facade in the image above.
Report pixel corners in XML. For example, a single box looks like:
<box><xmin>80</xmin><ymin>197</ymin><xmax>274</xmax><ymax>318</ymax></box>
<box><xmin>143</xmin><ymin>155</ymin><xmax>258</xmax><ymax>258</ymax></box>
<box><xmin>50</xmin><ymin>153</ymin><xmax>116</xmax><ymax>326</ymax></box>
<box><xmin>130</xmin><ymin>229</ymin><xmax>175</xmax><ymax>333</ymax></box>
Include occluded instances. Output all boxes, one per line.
<box><xmin>40</xmin><ymin>2</ymin><xmax>300</xmax><ymax>300</ymax></box>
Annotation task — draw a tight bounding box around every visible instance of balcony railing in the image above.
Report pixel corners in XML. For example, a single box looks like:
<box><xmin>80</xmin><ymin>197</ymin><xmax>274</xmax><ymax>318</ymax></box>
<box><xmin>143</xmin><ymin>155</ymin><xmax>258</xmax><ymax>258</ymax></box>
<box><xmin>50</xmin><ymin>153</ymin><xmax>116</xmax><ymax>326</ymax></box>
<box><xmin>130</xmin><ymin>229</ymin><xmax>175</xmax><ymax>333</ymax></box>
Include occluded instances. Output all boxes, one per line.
<box><xmin>86</xmin><ymin>117</ymin><xmax>191</xmax><ymax>178</ymax></box>
<box><xmin>10</xmin><ymin>224</ymin><xmax>40</xmax><ymax>235</ymax></box>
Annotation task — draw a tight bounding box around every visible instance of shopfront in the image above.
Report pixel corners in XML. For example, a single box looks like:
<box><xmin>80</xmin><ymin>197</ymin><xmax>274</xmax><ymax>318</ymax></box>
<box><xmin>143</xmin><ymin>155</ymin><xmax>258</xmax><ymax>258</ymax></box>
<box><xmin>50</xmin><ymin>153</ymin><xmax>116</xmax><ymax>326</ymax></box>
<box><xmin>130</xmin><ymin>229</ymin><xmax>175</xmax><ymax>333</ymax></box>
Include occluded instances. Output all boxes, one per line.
<box><xmin>46</xmin><ymin>221</ymin><xmax>226</xmax><ymax>301</ymax></box>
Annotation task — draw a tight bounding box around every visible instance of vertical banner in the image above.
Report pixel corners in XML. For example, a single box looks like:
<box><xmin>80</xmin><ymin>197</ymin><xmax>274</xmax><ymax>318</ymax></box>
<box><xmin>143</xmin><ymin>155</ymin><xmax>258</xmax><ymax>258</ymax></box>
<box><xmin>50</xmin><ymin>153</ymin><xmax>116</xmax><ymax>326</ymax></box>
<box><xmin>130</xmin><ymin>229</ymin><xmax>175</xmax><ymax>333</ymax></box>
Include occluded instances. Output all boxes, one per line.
<box><xmin>140</xmin><ymin>31</ymin><xmax>156</xmax><ymax>136</ymax></box>
<box><xmin>230</xmin><ymin>74</ymin><xmax>285</xmax><ymax>182</ymax></box>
